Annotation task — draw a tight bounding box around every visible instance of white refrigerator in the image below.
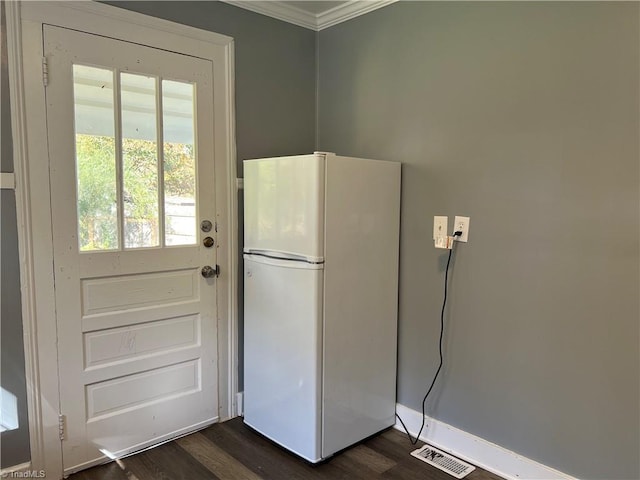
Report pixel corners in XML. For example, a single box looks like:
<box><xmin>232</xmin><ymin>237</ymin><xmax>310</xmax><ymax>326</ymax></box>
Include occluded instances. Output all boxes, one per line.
<box><xmin>243</xmin><ymin>152</ymin><xmax>401</xmax><ymax>462</ymax></box>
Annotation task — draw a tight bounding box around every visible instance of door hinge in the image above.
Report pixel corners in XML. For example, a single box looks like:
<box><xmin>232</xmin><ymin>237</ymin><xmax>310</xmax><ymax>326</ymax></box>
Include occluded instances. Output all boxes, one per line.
<box><xmin>214</xmin><ymin>221</ymin><xmax>218</xmax><ymax>233</ymax></box>
<box><xmin>42</xmin><ymin>56</ymin><xmax>49</xmax><ymax>87</ymax></box>
<box><xmin>58</xmin><ymin>414</ymin><xmax>66</xmax><ymax>441</ymax></box>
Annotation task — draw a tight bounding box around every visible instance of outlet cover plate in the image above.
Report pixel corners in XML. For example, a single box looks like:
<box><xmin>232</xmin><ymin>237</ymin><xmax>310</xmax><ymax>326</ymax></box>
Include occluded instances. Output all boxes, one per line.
<box><xmin>433</xmin><ymin>216</ymin><xmax>448</xmax><ymax>240</ymax></box>
<box><xmin>453</xmin><ymin>216</ymin><xmax>470</xmax><ymax>242</ymax></box>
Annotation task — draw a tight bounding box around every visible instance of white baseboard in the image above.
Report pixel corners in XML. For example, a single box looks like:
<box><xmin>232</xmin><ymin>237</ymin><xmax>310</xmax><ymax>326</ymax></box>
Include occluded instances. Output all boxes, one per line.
<box><xmin>236</xmin><ymin>391</ymin><xmax>244</xmax><ymax>416</ymax></box>
<box><xmin>394</xmin><ymin>403</ymin><xmax>576</xmax><ymax>480</ymax></box>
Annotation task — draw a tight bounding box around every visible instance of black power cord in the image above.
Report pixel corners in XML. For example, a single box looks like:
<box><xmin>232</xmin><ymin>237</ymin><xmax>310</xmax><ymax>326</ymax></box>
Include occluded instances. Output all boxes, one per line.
<box><xmin>396</xmin><ymin>231</ymin><xmax>462</xmax><ymax>445</ymax></box>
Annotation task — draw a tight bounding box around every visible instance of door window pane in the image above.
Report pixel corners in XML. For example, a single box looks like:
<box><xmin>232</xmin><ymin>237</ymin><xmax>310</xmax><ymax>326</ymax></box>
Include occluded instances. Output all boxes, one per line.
<box><xmin>163</xmin><ymin>80</ymin><xmax>196</xmax><ymax>246</ymax></box>
<box><xmin>121</xmin><ymin>73</ymin><xmax>160</xmax><ymax>248</ymax></box>
<box><xmin>73</xmin><ymin>69</ymin><xmax>200</xmax><ymax>251</ymax></box>
<box><xmin>73</xmin><ymin>65</ymin><xmax>118</xmax><ymax>251</ymax></box>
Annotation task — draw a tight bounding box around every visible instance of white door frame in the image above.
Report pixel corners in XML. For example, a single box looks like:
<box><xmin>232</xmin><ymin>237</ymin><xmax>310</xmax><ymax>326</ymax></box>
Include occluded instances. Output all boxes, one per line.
<box><xmin>5</xmin><ymin>2</ymin><xmax>238</xmax><ymax>477</ymax></box>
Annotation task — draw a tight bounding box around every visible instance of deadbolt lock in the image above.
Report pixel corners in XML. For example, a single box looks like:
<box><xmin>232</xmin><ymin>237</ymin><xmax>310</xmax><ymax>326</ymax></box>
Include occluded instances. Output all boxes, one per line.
<box><xmin>201</xmin><ymin>220</ymin><xmax>213</xmax><ymax>232</ymax></box>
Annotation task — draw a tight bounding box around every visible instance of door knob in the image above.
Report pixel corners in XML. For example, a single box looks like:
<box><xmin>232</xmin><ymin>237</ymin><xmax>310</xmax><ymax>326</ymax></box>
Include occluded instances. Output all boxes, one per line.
<box><xmin>201</xmin><ymin>265</ymin><xmax>219</xmax><ymax>278</ymax></box>
<box><xmin>203</xmin><ymin>236</ymin><xmax>215</xmax><ymax>248</ymax></box>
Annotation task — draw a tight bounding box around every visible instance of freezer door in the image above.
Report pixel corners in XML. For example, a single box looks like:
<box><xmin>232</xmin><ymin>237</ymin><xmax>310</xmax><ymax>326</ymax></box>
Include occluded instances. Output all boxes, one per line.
<box><xmin>243</xmin><ymin>254</ymin><xmax>323</xmax><ymax>462</ymax></box>
<box><xmin>244</xmin><ymin>154</ymin><xmax>324</xmax><ymax>262</ymax></box>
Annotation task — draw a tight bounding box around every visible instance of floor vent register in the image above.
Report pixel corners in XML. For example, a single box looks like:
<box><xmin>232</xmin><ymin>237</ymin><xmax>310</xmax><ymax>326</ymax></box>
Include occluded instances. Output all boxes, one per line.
<box><xmin>410</xmin><ymin>444</ymin><xmax>476</xmax><ymax>479</ymax></box>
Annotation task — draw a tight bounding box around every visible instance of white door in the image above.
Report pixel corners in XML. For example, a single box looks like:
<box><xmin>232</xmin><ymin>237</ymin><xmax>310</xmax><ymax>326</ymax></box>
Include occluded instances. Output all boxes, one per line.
<box><xmin>44</xmin><ymin>25</ymin><xmax>219</xmax><ymax>473</ymax></box>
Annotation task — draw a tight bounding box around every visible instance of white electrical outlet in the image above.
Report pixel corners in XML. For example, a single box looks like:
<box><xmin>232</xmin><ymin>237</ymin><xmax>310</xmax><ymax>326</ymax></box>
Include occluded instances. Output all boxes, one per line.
<box><xmin>433</xmin><ymin>216</ymin><xmax>448</xmax><ymax>240</ymax></box>
<box><xmin>453</xmin><ymin>216</ymin><xmax>470</xmax><ymax>242</ymax></box>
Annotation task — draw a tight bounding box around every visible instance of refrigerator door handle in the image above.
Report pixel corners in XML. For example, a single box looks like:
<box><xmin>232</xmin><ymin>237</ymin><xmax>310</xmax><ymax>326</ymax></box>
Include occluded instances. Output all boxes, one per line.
<box><xmin>243</xmin><ymin>249</ymin><xmax>323</xmax><ymax>263</ymax></box>
<box><xmin>244</xmin><ymin>253</ymin><xmax>324</xmax><ymax>270</ymax></box>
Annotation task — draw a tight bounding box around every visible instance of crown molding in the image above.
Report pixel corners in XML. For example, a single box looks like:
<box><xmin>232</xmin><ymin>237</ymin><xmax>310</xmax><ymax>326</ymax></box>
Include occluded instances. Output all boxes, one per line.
<box><xmin>221</xmin><ymin>1</ymin><xmax>317</xmax><ymax>30</ymax></box>
<box><xmin>220</xmin><ymin>1</ymin><xmax>397</xmax><ymax>31</ymax></box>
<box><xmin>316</xmin><ymin>0</ymin><xmax>397</xmax><ymax>30</ymax></box>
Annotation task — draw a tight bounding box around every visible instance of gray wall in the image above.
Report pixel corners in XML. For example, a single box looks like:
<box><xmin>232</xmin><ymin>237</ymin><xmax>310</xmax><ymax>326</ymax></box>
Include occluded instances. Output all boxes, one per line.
<box><xmin>1</xmin><ymin>0</ymin><xmax>31</xmax><ymax>468</ymax></box>
<box><xmin>318</xmin><ymin>3</ymin><xmax>639</xmax><ymax>479</ymax></box>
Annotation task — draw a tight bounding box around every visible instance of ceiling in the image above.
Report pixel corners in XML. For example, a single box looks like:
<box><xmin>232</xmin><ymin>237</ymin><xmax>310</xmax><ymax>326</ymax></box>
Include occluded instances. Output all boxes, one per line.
<box><xmin>221</xmin><ymin>1</ymin><xmax>397</xmax><ymax>31</ymax></box>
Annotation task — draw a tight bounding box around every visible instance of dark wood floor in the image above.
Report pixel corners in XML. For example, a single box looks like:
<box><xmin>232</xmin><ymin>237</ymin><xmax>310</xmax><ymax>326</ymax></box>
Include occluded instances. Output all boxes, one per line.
<box><xmin>69</xmin><ymin>418</ymin><xmax>504</xmax><ymax>480</ymax></box>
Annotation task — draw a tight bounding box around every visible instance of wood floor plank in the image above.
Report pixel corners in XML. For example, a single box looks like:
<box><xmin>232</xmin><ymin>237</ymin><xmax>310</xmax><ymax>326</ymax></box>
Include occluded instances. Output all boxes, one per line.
<box><xmin>203</xmin><ymin>420</ymin><xmax>329</xmax><ymax>480</ymax></box>
<box><xmin>69</xmin><ymin>417</ymin><xmax>505</xmax><ymax>480</ymax></box>
<box><xmin>368</xmin><ymin>435</ymin><xmax>464</xmax><ymax>480</ymax></box>
<box><xmin>69</xmin><ymin>461</ymin><xmax>130</xmax><ymax>480</ymax></box>
<box><xmin>325</xmin><ymin>448</ymin><xmax>391</xmax><ymax>479</ymax></box>
<box><xmin>377</xmin><ymin>430</ymin><xmax>503</xmax><ymax>480</ymax></box>
<box><xmin>133</xmin><ymin>441</ymin><xmax>219</xmax><ymax>480</ymax></box>
<box><xmin>382</xmin><ymin>462</ymin><xmax>452</xmax><ymax>480</ymax></box>
<box><xmin>119</xmin><ymin>452</ymin><xmax>172</xmax><ymax>480</ymax></box>
<box><xmin>121</xmin><ymin>453</ymin><xmax>174</xmax><ymax>480</ymax></box>
<box><xmin>209</xmin><ymin>419</ymin><xmax>356</xmax><ymax>480</ymax></box>
<box><xmin>341</xmin><ymin>443</ymin><xmax>397</xmax><ymax>474</ymax></box>
<box><xmin>365</xmin><ymin>432</ymin><xmax>426</xmax><ymax>464</ymax></box>
<box><xmin>176</xmin><ymin>432</ymin><xmax>262</xmax><ymax>480</ymax></box>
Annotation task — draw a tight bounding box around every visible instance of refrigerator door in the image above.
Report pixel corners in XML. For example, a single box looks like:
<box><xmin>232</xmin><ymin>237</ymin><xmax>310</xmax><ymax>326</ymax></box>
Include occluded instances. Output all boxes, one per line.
<box><xmin>243</xmin><ymin>254</ymin><xmax>323</xmax><ymax>462</ymax></box>
<box><xmin>244</xmin><ymin>154</ymin><xmax>325</xmax><ymax>262</ymax></box>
